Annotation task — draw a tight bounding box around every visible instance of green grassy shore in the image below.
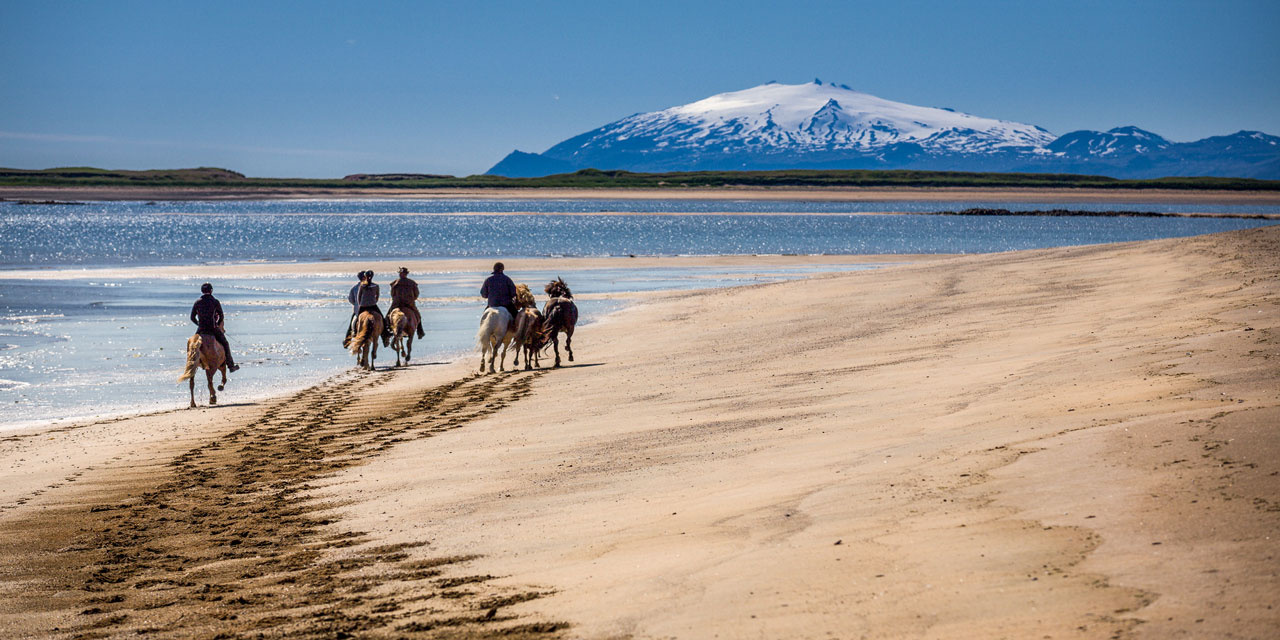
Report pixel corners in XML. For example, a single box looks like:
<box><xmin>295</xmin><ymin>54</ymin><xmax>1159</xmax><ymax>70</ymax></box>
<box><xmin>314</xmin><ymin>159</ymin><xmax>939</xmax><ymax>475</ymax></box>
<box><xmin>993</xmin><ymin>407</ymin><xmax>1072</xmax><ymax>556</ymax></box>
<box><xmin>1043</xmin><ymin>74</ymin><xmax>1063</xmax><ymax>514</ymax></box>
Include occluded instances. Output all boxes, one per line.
<box><xmin>2</xmin><ymin>166</ymin><xmax>1279</xmax><ymax>191</ymax></box>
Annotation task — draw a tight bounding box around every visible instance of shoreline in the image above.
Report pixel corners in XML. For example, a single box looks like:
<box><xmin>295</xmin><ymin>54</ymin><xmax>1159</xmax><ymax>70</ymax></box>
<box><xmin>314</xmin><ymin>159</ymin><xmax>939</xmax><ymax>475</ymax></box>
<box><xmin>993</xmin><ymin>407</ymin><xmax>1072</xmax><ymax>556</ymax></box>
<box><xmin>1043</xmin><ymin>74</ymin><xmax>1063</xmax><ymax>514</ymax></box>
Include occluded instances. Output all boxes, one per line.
<box><xmin>9</xmin><ymin>207</ymin><xmax>1278</xmax><ymax>220</ymax></box>
<box><xmin>0</xmin><ymin>253</ymin><xmax>932</xmax><ymax>280</ymax></box>
<box><xmin>2</xmin><ymin>230</ymin><xmax>1277</xmax><ymax>638</ymax></box>
<box><xmin>4</xmin><ymin>185</ymin><xmax>1280</xmax><ymax>204</ymax></box>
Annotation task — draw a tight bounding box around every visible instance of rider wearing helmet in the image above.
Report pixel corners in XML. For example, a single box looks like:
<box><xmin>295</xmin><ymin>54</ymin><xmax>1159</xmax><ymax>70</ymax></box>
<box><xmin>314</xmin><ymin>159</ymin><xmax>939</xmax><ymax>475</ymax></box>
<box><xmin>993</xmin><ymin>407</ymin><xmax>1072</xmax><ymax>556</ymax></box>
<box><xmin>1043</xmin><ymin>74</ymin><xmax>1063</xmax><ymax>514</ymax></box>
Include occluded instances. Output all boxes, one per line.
<box><xmin>190</xmin><ymin>282</ymin><xmax>240</xmax><ymax>372</ymax></box>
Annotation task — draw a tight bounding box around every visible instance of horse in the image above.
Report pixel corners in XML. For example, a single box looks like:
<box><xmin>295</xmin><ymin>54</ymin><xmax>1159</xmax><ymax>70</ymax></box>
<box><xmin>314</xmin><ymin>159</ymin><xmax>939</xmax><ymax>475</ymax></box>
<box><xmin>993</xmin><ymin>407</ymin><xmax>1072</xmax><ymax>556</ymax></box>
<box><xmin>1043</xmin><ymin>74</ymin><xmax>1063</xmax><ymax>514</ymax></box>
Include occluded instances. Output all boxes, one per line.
<box><xmin>543</xmin><ymin>277</ymin><xmax>578</xmax><ymax>367</ymax></box>
<box><xmin>387</xmin><ymin>308</ymin><xmax>417</xmax><ymax>367</ymax></box>
<box><xmin>475</xmin><ymin>306</ymin><xmax>512</xmax><ymax>373</ymax></box>
<box><xmin>177</xmin><ymin>332</ymin><xmax>227</xmax><ymax>408</ymax></box>
<box><xmin>511</xmin><ymin>307</ymin><xmax>547</xmax><ymax>370</ymax></box>
<box><xmin>348</xmin><ymin>310</ymin><xmax>383</xmax><ymax>371</ymax></box>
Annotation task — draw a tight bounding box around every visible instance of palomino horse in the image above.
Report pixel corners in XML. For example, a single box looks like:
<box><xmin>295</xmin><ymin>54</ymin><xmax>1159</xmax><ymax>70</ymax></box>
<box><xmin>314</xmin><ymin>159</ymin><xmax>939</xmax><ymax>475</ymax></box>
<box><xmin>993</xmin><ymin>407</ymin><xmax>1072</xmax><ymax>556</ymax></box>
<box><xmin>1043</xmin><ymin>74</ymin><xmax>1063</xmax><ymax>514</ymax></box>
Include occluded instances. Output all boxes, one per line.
<box><xmin>475</xmin><ymin>306</ymin><xmax>512</xmax><ymax>373</ymax></box>
<box><xmin>387</xmin><ymin>308</ymin><xmax>417</xmax><ymax>367</ymax></box>
<box><xmin>348</xmin><ymin>310</ymin><xmax>383</xmax><ymax>371</ymax></box>
<box><xmin>177</xmin><ymin>332</ymin><xmax>227</xmax><ymax>408</ymax></box>
<box><xmin>543</xmin><ymin>277</ymin><xmax>578</xmax><ymax>367</ymax></box>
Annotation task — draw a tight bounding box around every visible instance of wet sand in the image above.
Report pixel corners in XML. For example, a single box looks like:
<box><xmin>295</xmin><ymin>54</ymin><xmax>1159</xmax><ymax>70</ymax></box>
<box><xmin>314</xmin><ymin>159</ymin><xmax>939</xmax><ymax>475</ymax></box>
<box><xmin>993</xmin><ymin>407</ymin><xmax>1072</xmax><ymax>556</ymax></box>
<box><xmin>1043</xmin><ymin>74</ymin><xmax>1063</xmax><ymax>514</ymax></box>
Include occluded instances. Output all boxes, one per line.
<box><xmin>1</xmin><ymin>228</ymin><xmax>1277</xmax><ymax>638</ymax></box>
<box><xmin>3</xmin><ymin>185</ymin><xmax>1280</xmax><ymax>205</ymax></box>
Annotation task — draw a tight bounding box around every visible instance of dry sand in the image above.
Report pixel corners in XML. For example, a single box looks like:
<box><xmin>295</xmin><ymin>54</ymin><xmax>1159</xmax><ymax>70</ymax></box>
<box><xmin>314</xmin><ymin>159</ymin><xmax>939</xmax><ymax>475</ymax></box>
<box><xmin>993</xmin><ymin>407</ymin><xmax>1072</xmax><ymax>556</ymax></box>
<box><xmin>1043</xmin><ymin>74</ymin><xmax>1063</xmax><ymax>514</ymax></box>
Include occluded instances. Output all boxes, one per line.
<box><xmin>4</xmin><ymin>185</ymin><xmax>1280</xmax><ymax>205</ymax></box>
<box><xmin>1</xmin><ymin>227</ymin><xmax>1277</xmax><ymax>639</ymax></box>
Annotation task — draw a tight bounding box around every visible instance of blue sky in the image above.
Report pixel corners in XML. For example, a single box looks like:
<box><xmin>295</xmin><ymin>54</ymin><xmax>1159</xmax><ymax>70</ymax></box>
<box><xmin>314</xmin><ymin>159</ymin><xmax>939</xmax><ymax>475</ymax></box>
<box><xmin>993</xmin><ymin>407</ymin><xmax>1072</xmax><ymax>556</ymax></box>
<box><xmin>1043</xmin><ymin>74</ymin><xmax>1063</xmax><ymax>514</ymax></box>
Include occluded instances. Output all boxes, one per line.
<box><xmin>2</xmin><ymin>0</ymin><xmax>1278</xmax><ymax>177</ymax></box>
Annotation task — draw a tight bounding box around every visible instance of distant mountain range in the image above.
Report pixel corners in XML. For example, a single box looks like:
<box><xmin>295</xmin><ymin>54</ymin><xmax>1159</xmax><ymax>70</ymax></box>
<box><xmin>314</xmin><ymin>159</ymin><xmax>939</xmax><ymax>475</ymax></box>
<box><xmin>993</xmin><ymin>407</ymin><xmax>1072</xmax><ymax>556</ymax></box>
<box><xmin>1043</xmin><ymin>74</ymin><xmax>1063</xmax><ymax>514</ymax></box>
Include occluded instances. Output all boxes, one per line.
<box><xmin>487</xmin><ymin>80</ymin><xmax>1280</xmax><ymax>179</ymax></box>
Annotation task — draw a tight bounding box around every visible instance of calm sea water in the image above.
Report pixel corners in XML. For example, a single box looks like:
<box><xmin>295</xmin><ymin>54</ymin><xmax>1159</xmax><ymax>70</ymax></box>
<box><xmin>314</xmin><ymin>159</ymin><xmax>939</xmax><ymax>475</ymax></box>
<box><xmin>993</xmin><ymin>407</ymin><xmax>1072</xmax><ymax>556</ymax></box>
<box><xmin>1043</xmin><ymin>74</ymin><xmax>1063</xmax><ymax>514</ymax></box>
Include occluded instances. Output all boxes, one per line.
<box><xmin>1</xmin><ymin>199</ymin><xmax>1276</xmax><ymax>267</ymax></box>
<box><xmin>1</xmin><ymin>198</ymin><xmax>1275</xmax><ymax>428</ymax></box>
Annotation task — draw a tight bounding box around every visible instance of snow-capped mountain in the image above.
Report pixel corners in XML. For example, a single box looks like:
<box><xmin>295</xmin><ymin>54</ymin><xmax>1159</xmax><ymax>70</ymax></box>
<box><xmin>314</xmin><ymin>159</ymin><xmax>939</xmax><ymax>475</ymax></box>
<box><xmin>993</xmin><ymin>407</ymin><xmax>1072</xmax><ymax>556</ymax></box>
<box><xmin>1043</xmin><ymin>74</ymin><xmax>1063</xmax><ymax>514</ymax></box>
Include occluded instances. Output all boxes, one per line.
<box><xmin>487</xmin><ymin>80</ymin><xmax>1280</xmax><ymax>179</ymax></box>
<box><xmin>558</xmin><ymin>79</ymin><xmax>1052</xmax><ymax>155</ymax></box>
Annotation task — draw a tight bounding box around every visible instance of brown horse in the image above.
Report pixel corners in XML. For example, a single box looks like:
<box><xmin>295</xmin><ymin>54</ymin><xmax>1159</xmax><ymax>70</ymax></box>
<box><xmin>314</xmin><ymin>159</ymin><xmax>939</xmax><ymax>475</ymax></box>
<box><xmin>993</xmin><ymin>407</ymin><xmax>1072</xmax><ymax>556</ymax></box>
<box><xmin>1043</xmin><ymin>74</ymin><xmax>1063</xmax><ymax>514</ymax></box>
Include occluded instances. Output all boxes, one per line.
<box><xmin>348</xmin><ymin>310</ymin><xmax>383</xmax><ymax>370</ymax></box>
<box><xmin>177</xmin><ymin>333</ymin><xmax>227</xmax><ymax>408</ymax></box>
<box><xmin>543</xmin><ymin>278</ymin><xmax>578</xmax><ymax>367</ymax></box>
<box><xmin>511</xmin><ymin>307</ymin><xmax>547</xmax><ymax>370</ymax></box>
<box><xmin>387</xmin><ymin>308</ymin><xmax>417</xmax><ymax>367</ymax></box>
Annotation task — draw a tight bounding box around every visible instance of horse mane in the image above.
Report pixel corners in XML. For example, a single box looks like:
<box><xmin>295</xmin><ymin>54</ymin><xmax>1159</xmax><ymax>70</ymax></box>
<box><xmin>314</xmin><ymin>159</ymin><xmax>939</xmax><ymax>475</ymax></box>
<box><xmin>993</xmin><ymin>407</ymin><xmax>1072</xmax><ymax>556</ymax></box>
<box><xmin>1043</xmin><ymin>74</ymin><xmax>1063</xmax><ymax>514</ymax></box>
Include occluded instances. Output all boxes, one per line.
<box><xmin>515</xmin><ymin>283</ymin><xmax>536</xmax><ymax>309</ymax></box>
<box><xmin>544</xmin><ymin>277</ymin><xmax>572</xmax><ymax>300</ymax></box>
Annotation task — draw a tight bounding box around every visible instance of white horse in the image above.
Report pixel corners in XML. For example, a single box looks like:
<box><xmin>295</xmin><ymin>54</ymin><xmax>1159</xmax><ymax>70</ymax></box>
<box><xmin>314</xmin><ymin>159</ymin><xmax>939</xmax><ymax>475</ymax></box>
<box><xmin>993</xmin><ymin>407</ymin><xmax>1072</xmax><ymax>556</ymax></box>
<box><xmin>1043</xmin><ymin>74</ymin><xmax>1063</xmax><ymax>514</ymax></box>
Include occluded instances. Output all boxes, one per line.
<box><xmin>475</xmin><ymin>307</ymin><xmax>513</xmax><ymax>373</ymax></box>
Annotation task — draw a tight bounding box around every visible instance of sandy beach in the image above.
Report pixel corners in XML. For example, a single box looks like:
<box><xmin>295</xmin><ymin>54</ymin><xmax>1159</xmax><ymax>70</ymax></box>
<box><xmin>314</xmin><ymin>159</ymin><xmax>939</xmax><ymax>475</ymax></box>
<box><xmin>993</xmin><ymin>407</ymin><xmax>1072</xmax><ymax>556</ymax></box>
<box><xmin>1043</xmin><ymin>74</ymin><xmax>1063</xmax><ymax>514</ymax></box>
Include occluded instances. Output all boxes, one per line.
<box><xmin>4</xmin><ymin>185</ymin><xmax>1280</xmax><ymax>205</ymax></box>
<box><xmin>1</xmin><ymin>227</ymin><xmax>1277</xmax><ymax>638</ymax></box>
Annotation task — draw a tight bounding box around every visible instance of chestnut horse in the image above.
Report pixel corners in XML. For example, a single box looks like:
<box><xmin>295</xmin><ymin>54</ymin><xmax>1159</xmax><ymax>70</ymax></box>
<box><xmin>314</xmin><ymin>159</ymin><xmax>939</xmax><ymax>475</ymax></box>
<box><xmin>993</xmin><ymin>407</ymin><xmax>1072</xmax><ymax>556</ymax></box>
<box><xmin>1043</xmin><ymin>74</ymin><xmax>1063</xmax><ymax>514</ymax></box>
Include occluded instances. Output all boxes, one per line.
<box><xmin>543</xmin><ymin>278</ymin><xmax>578</xmax><ymax>367</ymax></box>
<box><xmin>348</xmin><ymin>310</ymin><xmax>383</xmax><ymax>371</ymax></box>
<box><xmin>387</xmin><ymin>308</ymin><xmax>417</xmax><ymax>367</ymax></box>
<box><xmin>177</xmin><ymin>332</ymin><xmax>227</xmax><ymax>408</ymax></box>
<box><xmin>511</xmin><ymin>307</ymin><xmax>547</xmax><ymax>370</ymax></box>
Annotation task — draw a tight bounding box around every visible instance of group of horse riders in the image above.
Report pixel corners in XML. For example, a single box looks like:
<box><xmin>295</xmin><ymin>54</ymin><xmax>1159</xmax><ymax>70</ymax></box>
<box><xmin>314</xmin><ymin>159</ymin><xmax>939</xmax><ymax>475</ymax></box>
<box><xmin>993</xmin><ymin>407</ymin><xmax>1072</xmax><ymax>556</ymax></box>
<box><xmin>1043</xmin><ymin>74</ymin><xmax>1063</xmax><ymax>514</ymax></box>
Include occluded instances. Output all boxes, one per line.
<box><xmin>343</xmin><ymin>266</ymin><xmax>427</xmax><ymax>349</ymax></box>
<box><xmin>188</xmin><ymin>261</ymin><xmax>573</xmax><ymax>379</ymax></box>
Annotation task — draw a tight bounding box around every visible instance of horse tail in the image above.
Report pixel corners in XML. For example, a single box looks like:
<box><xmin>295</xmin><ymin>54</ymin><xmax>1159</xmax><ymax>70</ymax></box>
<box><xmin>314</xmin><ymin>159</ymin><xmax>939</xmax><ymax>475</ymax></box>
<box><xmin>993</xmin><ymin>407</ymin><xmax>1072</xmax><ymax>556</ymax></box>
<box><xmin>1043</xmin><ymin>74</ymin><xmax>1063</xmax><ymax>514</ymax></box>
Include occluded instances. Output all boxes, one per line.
<box><xmin>177</xmin><ymin>335</ymin><xmax>202</xmax><ymax>382</ymax></box>
<box><xmin>388</xmin><ymin>309</ymin><xmax>404</xmax><ymax>337</ymax></box>
<box><xmin>543</xmin><ymin>300</ymin><xmax>564</xmax><ymax>332</ymax></box>
<box><xmin>475</xmin><ymin>309</ymin><xmax>495</xmax><ymax>350</ymax></box>
<box><xmin>349</xmin><ymin>314</ymin><xmax>375</xmax><ymax>355</ymax></box>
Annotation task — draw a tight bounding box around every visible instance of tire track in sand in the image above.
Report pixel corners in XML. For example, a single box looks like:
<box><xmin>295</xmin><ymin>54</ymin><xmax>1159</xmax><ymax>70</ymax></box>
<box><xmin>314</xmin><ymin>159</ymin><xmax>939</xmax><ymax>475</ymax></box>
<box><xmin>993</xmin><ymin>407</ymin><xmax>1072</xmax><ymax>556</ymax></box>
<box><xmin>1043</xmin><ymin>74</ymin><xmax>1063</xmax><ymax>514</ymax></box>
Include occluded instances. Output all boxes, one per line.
<box><xmin>0</xmin><ymin>368</ymin><xmax>567</xmax><ymax>639</ymax></box>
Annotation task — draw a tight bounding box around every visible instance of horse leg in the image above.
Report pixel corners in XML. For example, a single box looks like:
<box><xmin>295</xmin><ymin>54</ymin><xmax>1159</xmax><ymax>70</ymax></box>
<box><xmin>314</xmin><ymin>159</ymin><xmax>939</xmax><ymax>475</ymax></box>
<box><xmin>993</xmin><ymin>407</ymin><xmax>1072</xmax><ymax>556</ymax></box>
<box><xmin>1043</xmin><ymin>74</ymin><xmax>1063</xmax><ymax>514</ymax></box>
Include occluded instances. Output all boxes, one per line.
<box><xmin>217</xmin><ymin>366</ymin><xmax>226</xmax><ymax>391</ymax></box>
<box><xmin>405</xmin><ymin>333</ymin><xmax>413</xmax><ymax>363</ymax></box>
<box><xmin>392</xmin><ymin>336</ymin><xmax>402</xmax><ymax>367</ymax></box>
<box><xmin>370</xmin><ymin>339</ymin><xmax>378</xmax><ymax>370</ymax></box>
<box><xmin>189</xmin><ymin>376</ymin><xmax>196</xmax><ymax>409</ymax></box>
<box><xmin>566</xmin><ymin>328</ymin><xmax>574</xmax><ymax>363</ymax></box>
<box><xmin>551</xmin><ymin>332</ymin><xmax>561</xmax><ymax>368</ymax></box>
<box><xmin>206</xmin><ymin>369</ymin><xmax>217</xmax><ymax>405</ymax></box>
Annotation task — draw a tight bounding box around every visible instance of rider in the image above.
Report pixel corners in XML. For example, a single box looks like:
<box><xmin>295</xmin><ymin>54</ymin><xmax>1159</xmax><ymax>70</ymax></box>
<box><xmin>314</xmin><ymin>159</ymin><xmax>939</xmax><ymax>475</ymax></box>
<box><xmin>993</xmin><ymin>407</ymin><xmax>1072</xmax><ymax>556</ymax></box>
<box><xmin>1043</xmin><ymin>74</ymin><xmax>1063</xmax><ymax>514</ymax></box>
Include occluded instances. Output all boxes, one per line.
<box><xmin>190</xmin><ymin>282</ymin><xmax>240</xmax><ymax>372</ymax></box>
<box><xmin>389</xmin><ymin>267</ymin><xmax>426</xmax><ymax>339</ymax></box>
<box><xmin>345</xmin><ymin>270</ymin><xmax>389</xmax><ymax>347</ymax></box>
<box><xmin>480</xmin><ymin>262</ymin><xmax>518</xmax><ymax>319</ymax></box>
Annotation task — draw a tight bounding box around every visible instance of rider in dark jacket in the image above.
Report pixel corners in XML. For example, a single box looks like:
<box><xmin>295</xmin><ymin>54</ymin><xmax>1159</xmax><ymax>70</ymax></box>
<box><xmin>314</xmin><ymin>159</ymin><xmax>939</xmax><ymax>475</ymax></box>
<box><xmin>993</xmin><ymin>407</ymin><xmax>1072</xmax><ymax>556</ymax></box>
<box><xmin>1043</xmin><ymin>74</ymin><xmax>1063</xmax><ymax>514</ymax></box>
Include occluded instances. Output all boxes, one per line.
<box><xmin>190</xmin><ymin>282</ymin><xmax>240</xmax><ymax>372</ymax></box>
<box><xmin>480</xmin><ymin>262</ymin><xmax>519</xmax><ymax>319</ymax></box>
<box><xmin>389</xmin><ymin>267</ymin><xmax>426</xmax><ymax>339</ymax></box>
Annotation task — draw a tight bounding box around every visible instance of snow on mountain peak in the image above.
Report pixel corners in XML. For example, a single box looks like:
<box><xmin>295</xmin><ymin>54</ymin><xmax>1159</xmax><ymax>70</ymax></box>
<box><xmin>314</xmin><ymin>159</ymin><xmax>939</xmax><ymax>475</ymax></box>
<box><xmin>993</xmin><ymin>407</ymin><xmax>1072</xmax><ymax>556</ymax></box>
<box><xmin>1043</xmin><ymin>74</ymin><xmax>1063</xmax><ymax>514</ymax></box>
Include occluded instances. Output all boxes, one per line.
<box><xmin>619</xmin><ymin>81</ymin><xmax>1056</xmax><ymax>154</ymax></box>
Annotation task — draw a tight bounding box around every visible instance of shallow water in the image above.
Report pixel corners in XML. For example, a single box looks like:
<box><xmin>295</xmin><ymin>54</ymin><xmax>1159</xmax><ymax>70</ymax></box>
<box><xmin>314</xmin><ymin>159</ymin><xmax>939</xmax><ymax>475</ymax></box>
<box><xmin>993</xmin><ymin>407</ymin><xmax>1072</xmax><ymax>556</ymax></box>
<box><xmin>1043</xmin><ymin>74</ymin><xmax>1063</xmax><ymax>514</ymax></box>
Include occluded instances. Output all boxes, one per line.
<box><xmin>0</xmin><ymin>263</ymin><xmax>877</xmax><ymax>428</ymax></box>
